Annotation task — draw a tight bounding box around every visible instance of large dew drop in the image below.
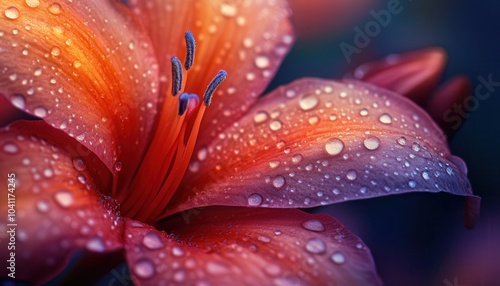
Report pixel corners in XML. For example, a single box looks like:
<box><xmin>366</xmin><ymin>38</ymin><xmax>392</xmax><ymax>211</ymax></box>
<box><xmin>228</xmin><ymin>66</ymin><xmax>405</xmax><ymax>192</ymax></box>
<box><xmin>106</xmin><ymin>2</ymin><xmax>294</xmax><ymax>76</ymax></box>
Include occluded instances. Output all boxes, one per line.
<box><xmin>4</xmin><ymin>7</ymin><xmax>20</xmax><ymax>20</ymax></box>
<box><xmin>325</xmin><ymin>138</ymin><xmax>344</xmax><ymax>156</ymax></box>
<box><xmin>363</xmin><ymin>137</ymin><xmax>380</xmax><ymax>150</ymax></box>
<box><xmin>248</xmin><ymin>193</ymin><xmax>263</xmax><ymax>206</ymax></box>
<box><xmin>142</xmin><ymin>232</ymin><xmax>164</xmax><ymax>250</ymax></box>
<box><xmin>301</xmin><ymin>219</ymin><xmax>325</xmax><ymax>232</ymax></box>
<box><xmin>53</xmin><ymin>190</ymin><xmax>74</xmax><ymax>208</ymax></box>
<box><xmin>299</xmin><ymin>93</ymin><xmax>319</xmax><ymax>111</ymax></box>
<box><xmin>133</xmin><ymin>258</ymin><xmax>156</xmax><ymax>279</ymax></box>
<box><xmin>305</xmin><ymin>238</ymin><xmax>326</xmax><ymax>254</ymax></box>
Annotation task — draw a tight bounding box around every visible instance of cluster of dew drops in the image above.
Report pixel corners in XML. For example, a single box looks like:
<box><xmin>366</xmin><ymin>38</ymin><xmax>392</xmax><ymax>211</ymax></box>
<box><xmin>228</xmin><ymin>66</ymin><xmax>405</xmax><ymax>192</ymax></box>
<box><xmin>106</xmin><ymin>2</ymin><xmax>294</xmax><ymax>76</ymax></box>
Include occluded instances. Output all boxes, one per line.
<box><xmin>128</xmin><ymin>218</ymin><xmax>361</xmax><ymax>282</ymax></box>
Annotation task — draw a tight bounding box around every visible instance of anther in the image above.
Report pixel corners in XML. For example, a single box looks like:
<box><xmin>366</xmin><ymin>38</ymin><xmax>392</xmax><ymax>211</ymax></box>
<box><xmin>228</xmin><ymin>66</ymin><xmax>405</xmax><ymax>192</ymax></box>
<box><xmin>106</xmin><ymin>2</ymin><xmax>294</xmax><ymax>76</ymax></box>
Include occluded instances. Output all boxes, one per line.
<box><xmin>203</xmin><ymin>70</ymin><xmax>228</xmax><ymax>106</ymax></box>
<box><xmin>178</xmin><ymin>93</ymin><xmax>200</xmax><ymax>116</ymax></box>
<box><xmin>184</xmin><ymin>31</ymin><xmax>196</xmax><ymax>71</ymax></box>
<box><xmin>171</xmin><ymin>56</ymin><xmax>183</xmax><ymax>96</ymax></box>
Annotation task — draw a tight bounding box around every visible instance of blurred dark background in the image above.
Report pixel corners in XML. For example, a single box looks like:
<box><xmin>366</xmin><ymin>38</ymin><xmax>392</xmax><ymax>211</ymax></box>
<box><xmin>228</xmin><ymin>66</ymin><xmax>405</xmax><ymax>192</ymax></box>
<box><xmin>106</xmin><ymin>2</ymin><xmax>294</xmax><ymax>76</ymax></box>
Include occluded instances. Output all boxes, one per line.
<box><xmin>269</xmin><ymin>0</ymin><xmax>499</xmax><ymax>285</ymax></box>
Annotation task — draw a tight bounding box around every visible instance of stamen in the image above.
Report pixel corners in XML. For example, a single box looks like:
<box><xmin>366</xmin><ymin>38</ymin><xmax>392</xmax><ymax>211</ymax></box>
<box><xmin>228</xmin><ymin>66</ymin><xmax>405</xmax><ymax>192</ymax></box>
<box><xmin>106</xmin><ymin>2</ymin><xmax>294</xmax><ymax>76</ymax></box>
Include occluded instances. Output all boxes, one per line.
<box><xmin>178</xmin><ymin>93</ymin><xmax>200</xmax><ymax>115</ymax></box>
<box><xmin>203</xmin><ymin>70</ymin><xmax>228</xmax><ymax>106</ymax></box>
<box><xmin>171</xmin><ymin>56</ymin><xmax>183</xmax><ymax>96</ymax></box>
<box><xmin>184</xmin><ymin>31</ymin><xmax>196</xmax><ymax>71</ymax></box>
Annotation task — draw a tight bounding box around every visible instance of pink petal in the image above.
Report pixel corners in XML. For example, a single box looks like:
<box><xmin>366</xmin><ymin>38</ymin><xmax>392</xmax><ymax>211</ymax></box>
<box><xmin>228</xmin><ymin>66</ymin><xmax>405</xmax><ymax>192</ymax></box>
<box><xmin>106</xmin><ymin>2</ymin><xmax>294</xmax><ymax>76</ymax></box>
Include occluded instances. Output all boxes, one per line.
<box><xmin>125</xmin><ymin>0</ymin><xmax>294</xmax><ymax>146</ymax></box>
<box><xmin>0</xmin><ymin>123</ymin><xmax>123</xmax><ymax>283</ymax></box>
<box><xmin>0</xmin><ymin>1</ymin><xmax>159</xmax><ymax>190</ymax></box>
<box><xmin>348</xmin><ymin>48</ymin><xmax>446</xmax><ymax>105</ymax></box>
<box><xmin>125</xmin><ymin>208</ymin><xmax>381</xmax><ymax>285</ymax></box>
<box><xmin>426</xmin><ymin>76</ymin><xmax>473</xmax><ymax>136</ymax></box>
<box><xmin>169</xmin><ymin>78</ymin><xmax>474</xmax><ymax>214</ymax></box>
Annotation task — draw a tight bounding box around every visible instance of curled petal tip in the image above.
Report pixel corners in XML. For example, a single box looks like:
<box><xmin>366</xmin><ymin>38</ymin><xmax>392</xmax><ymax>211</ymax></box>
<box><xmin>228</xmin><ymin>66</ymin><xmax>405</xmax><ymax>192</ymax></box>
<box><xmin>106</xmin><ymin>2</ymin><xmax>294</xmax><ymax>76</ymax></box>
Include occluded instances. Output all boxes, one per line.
<box><xmin>349</xmin><ymin>47</ymin><xmax>447</xmax><ymax>104</ymax></box>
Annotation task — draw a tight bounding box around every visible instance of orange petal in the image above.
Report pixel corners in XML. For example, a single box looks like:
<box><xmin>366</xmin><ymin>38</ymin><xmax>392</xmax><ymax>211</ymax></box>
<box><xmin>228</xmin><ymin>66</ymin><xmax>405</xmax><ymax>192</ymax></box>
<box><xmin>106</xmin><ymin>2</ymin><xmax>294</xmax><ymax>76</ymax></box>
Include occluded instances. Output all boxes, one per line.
<box><xmin>168</xmin><ymin>78</ymin><xmax>474</xmax><ymax>214</ymax></box>
<box><xmin>348</xmin><ymin>48</ymin><xmax>446</xmax><ymax>105</ymax></box>
<box><xmin>125</xmin><ymin>0</ymin><xmax>294</xmax><ymax>145</ymax></box>
<box><xmin>125</xmin><ymin>207</ymin><xmax>381</xmax><ymax>285</ymax></box>
<box><xmin>0</xmin><ymin>1</ymin><xmax>159</xmax><ymax>190</ymax></box>
<box><xmin>0</xmin><ymin>123</ymin><xmax>123</xmax><ymax>283</ymax></box>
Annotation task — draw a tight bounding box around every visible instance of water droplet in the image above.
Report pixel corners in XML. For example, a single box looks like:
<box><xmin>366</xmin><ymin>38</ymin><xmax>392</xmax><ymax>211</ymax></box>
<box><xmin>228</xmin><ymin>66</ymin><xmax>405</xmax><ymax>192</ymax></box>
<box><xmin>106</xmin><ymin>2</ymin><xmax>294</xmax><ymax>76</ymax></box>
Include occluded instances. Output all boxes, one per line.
<box><xmin>269</xmin><ymin>120</ymin><xmax>282</xmax><ymax>131</ymax></box>
<box><xmin>299</xmin><ymin>93</ymin><xmax>319</xmax><ymax>111</ymax></box>
<box><xmin>331</xmin><ymin>251</ymin><xmax>346</xmax><ymax>264</ymax></box>
<box><xmin>363</xmin><ymin>137</ymin><xmax>380</xmax><ymax>150</ymax></box>
<box><xmin>48</xmin><ymin>3</ymin><xmax>62</xmax><ymax>15</ymax></box>
<box><xmin>446</xmin><ymin>167</ymin><xmax>454</xmax><ymax>176</ymax></box>
<box><xmin>302</xmin><ymin>219</ymin><xmax>325</xmax><ymax>232</ymax></box>
<box><xmin>33</xmin><ymin>106</ymin><xmax>48</xmax><ymax>118</ymax></box>
<box><xmin>258</xmin><ymin>235</ymin><xmax>271</xmax><ymax>243</ymax></box>
<box><xmin>171</xmin><ymin>245</ymin><xmax>185</xmax><ymax>257</ymax></box>
<box><xmin>133</xmin><ymin>259</ymin><xmax>155</xmax><ymax>279</ymax></box>
<box><xmin>411</xmin><ymin>142</ymin><xmax>421</xmax><ymax>152</ymax></box>
<box><xmin>255</xmin><ymin>56</ymin><xmax>270</xmax><ymax>69</ymax></box>
<box><xmin>272</xmin><ymin>175</ymin><xmax>285</xmax><ymax>188</ymax></box>
<box><xmin>10</xmin><ymin>94</ymin><xmax>26</xmax><ymax>109</ymax></box>
<box><xmin>379</xmin><ymin>113</ymin><xmax>392</xmax><ymax>124</ymax></box>
<box><xmin>422</xmin><ymin>171</ymin><xmax>430</xmax><ymax>180</ymax></box>
<box><xmin>113</xmin><ymin>161</ymin><xmax>122</xmax><ymax>172</ymax></box>
<box><xmin>219</xmin><ymin>3</ymin><xmax>237</xmax><ymax>17</ymax></box>
<box><xmin>285</xmin><ymin>89</ymin><xmax>296</xmax><ymax>98</ymax></box>
<box><xmin>50</xmin><ymin>46</ymin><xmax>61</xmax><ymax>56</ymax></box>
<box><xmin>269</xmin><ymin>160</ymin><xmax>280</xmax><ymax>169</ymax></box>
<box><xmin>305</xmin><ymin>238</ymin><xmax>326</xmax><ymax>254</ymax></box>
<box><xmin>346</xmin><ymin>169</ymin><xmax>357</xmax><ymax>180</ymax></box>
<box><xmin>86</xmin><ymin>237</ymin><xmax>105</xmax><ymax>252</ymax></box>
<box><xmin>397</xmin><ymin>136</ymin><xmax>406</xmax><ymax>146</ymax></box>
<box><xmin>36</xmin><ymin>200</ymin><xmax>50</xmax><ymax>213</ymax></box>
<box><xmin>253</xmin><ymin>110</ymin><xmax>269</xmax><ymax>123</ymax></box>
<box><xmin>54</xmin><ymin>190</ymin><xmax>74</xmax><ymax>208</ymax></box>
<box><xmin>77</xmin><ymin>174</ymin><xmax>86</xmax><ymax>184</ymax></box>
<box><xmin>4</xmin><ymin>7</ymin><xmax>20</xmax><ymax>20</ymax></box>
<box><xmin>247</xmin><ymin>193</ymin><xmax>263</xmax><ymax>206</ymax></box>
<box><xmin>142</xmin><ymin>232</ymin><xmax>164</xmax><ymax>250</ymax></box>
<box><xmin>206</xmin><ymin>261</ymin><xmax>229</xmax><ymax>275</ymax></box>
<box><xmin>25</xmin><ymin>0</ymin><xmax>40</xmax><ymax>8</ymax></box>
<box><xmin>173</xmin><ymin>270</ymin><xmax>185</xmax><ymax>282</ymax></box>
<box><xmin>408</xmin><ymin>180</ymin><xmax>416</xmax><ymax>188</ymax></box>
<box><xmin>308</xmin><ymin>116</ymin><xmax>319</xmax><ymax>125</ymax></box>
<box><xmin>2</xmin><ymin>142</ymin><xmax>20</xmax><ymax>154</ymax></box>
<box><xmin>73</xmin><ymin>60</ymin><xmax>82</xmax><ymax>69</ymax></box>
<box><xmin>292</xmin><ymin>154</ymin><xmax>303</xmax><ymax>164</ymax></box>
<box><xmin>359</xmin><ymin>108</ymin><xmax>369</xmax><ymax>116</ymax></box>
<box><xmin>197</xmin><ymin>147</ymin><xmax>208</xmax><ymax>161</ymax></box>
<box><xmin>72</xmin><ymin>157</ymin><xmax>86</xmax><ymax>171</ymax></box>
<box><xmin>325</xmin><ymin>138</ymin><xmax>344</xmax><ymax>156</ymax></box>
<box><xmin>265</xmin><ymin>264</ymin><xmax>282</xmax><ymax>276</ymax></box>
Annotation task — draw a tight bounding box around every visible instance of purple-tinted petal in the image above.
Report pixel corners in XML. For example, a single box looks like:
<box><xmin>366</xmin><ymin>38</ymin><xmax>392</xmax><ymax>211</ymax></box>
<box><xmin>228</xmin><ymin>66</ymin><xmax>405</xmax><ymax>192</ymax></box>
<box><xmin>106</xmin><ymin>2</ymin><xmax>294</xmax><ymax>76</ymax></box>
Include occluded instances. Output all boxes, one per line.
<box><xmin>169</xmin><ymin>78</ymin><xmax>474</xmax><ymax>214</ymax></box>
<box><xmin>125</xmin><ymin>207</ymin><xmax>381</xmax><ymax>285</ymax></box>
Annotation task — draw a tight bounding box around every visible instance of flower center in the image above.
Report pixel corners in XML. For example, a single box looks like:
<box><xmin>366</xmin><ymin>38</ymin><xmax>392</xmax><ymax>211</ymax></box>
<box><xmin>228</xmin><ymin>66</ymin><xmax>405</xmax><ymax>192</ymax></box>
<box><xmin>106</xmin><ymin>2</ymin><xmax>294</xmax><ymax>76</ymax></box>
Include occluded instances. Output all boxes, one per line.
<box><xmin>118</xmin><ymin>31</ymin><xmax>226</xmax><ymax>224</ymax></box>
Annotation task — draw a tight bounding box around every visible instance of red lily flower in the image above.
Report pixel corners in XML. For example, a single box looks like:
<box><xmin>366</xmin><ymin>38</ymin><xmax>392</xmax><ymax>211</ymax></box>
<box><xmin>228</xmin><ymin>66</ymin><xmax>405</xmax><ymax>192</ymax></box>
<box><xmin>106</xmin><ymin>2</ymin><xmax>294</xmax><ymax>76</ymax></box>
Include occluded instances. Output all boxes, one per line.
<box><xmin>0</xmin><ymin>0</ymin><xmax>478</xmax><ymax>285</ymax></box>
